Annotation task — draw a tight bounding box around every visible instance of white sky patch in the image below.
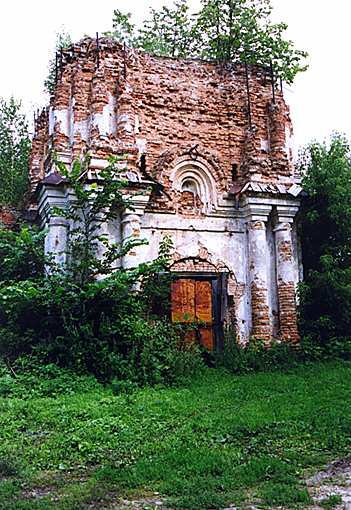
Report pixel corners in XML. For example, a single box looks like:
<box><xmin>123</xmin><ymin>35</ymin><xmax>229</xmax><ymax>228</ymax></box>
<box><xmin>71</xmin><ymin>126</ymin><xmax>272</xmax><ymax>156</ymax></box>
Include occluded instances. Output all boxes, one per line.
<box><xmin>0</xmin><ymin>0</ymin><xmax>350</xmax><ymax>152</ymax></box>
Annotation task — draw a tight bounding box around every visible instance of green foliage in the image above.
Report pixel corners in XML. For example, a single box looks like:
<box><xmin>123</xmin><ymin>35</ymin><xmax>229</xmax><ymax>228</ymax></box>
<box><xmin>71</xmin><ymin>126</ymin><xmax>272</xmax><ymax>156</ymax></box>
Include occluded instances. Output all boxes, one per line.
<box><xmin>0</xmin><ymin>226</ymin><xmax>45</xmax><ymax>282</ymax></box>
<box><xmin>44</xmin><ymin>30</ymin><xmax>72</xmax><ymax>95</ymax></box>
<box><xmin>53</xmin><ymin>155</ymin><xmax>147</xmax><ymax>285</ymax></box>
<box><xmin>259</xmin><ymin>481</ymin><xmax>311</xmax><ymax>506</ymax></box>
<box><xmin>194</xmin><ymin>0</ymin><xmax>307</xmax><ymax>83</ymax></box>
<box><xmin>137</xmin><ymin>0</ymin><xmax>194</xmax><ymax>58</ymax></box>
<box><xmin>320</xmin><ymin>494</ymin><xmax>343</xmax><ymax>509</ymax></box>
<box><xmin>0</xmin><ymin>155</ymin><xmax>203</xmax><ymax>384</ymax></box>
<box><xmin>0</xmin><ymin>363</ymin><xmax>350</xmax><ymax>508</ymax></box>
<box><xmin>0</xmin><ymin>98</ymin><xmax>30</xmax><ymax>207</ymax></box>
<box><xmin>107</xmin><ymin>0</ymin><xmax>307</xmax><ymax>84</ymax></box>
<box><xmin>216</xmin><ymin>334</ymin><xmax>299</xmax><ymax>373</ymax></box>
<box><xmin>0</xmin><ymin>257</ymin><xmax>201</xmax><ymax>384</ymax></box>
<box><xmin>299</xmin><ymin>134</ymin><xmax>351</xmax><ymax>351</ymax></box>
<box><xmin>0</xmin><ymin>455</ymin><xmax>19</xmax><ymax>477</ymax></box>
<box><xmin>104</xmin><ymin>9</ymin><xmax>136</xmax><ymax>46</ymax></box>
<box><xmin>0</xmin><ymin>359</ymin><xmax>99</xmax><ymax>398</ymax></box>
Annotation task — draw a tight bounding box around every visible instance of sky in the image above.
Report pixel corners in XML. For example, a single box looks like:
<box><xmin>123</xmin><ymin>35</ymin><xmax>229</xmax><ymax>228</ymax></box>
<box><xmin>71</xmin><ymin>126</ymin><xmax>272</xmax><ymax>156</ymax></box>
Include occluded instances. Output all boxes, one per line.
<box><xmin>0</xmin><ymin>0</ymin><xmax>350</xmax><ymax>153</ymax></box>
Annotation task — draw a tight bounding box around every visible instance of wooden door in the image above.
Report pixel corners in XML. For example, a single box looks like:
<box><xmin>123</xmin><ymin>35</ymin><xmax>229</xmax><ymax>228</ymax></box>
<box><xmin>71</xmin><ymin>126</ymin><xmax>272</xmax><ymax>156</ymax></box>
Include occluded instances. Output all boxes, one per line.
<box><xmin>171</xmin><ymin>278</ymin><xmax>214</xmax><ymax>350</ymax></box>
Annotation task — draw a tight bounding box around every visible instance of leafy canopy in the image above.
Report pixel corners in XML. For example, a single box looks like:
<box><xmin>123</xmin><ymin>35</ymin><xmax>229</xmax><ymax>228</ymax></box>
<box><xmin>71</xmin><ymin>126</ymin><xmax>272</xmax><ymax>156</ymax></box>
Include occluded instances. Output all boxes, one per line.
<box><xmin>299</xmin><ymin>134</ymin><xmax>351</xmax><ymax>349</ymax></box>
<box><xmin>44</xmin><ymin>30</ymin><xmax>72</xmax><ymax>95</ymax></box>
<box><xmin>0</xmin><ymin>97</ymin><xmax>30</xmax><ymax>207</ymax></box>
<box><xmin>107</xmin><ymin>0</ymin><xmax>307</xmax><ymax>83</ymax></box>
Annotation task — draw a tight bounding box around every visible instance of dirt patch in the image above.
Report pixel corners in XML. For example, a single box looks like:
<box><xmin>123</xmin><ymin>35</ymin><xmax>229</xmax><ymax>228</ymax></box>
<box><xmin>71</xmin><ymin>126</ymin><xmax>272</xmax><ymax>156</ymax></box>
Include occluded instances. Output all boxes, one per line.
<box><xmin>306</xmin><ymin>458</ymin><xmax>351</xmax><ymax>509</ymax></box>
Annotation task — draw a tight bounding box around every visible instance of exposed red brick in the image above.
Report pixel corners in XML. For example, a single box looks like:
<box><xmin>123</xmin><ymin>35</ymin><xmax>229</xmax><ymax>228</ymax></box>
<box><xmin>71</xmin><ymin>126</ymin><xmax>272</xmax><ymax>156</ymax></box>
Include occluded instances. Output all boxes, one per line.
<box><xmin>0</xmin><ymin>207</ymin><xmax>19</xmax><ymax>228</ymax></box>
<box><xmin>29</xmin><ymin>38</ymin><xmax>295</xmax><ymax>199</ymax></box>
<box><xmin>277</xmin><ymin>281</ymin><xmax>300</xmax><ymax>344</ymax></box>
<box><xmin>250</xmin><ymin>282</ymin><xmax>271</xmax><ymax>343</ymax></box>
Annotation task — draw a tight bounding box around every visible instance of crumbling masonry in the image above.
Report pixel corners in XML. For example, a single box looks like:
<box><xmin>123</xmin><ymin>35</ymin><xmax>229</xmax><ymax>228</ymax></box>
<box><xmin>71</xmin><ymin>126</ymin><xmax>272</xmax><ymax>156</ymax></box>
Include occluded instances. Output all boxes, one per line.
<box><xmin>30</xmin><ymin>37</ymin><xmax>302</xmax><ymax>347</ymax></box>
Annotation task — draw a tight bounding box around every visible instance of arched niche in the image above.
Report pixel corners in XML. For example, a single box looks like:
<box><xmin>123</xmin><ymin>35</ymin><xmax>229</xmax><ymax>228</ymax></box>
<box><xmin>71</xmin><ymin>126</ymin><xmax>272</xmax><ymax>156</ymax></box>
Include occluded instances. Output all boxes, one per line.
<box><xmin>171</xmin><ymin>157</ymin><xmax>218</xmax><ymax>213</ymax></box>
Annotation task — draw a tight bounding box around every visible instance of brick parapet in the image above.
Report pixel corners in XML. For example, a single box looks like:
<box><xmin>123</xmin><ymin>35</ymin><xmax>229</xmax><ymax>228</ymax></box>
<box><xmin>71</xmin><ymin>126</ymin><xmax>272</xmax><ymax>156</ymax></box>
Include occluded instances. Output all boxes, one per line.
<box><xmin>29</xmin><ymin>37</ymin><xmax>297</xmax><ymax>195</ymax></box>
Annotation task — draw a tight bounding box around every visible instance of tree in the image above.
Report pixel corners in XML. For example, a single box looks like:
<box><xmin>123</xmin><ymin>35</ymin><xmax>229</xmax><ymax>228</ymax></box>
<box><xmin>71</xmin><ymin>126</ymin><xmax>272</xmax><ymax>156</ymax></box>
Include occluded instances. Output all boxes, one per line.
<box><xmin>194</xmin><ymin>0</ymin><xmax>307</xmax><ymax>83</ymax></box>
<box><xmin>53</xmin><ymin>154</ymin><xmax>148</xmax><ymax>286</ymax></box>
<box><xmin>136</xmin><ymin>0</ymin><xmax>194</xmax><ymax>58</ymax></box>
<box><xmin>0</xmin><ymin>155</ymin><xmax>202</xmax><ymax>384</ymax></box>
<box><xmin>299</xmin><ymin>134</ymin><xmax>351</xmax><ymax>351</ymax></box>
<box><xmin>0</xmin><ymin>97</ymin><xmax>31</xmax><ymax>207</ymax></box>
<box><xmin>108</xmin><ymin>0</ymin><xmax>307</xmax><ymax>83</ymax></box>
<box><xmin>44</xmin><ymin>30</ymin><xmax>72</xmax><ymax>96</ymax></box>
<box><xmin>104</xmin><ymin>9</ymin><xmax>136</xmax><ymax>46</ymax></box>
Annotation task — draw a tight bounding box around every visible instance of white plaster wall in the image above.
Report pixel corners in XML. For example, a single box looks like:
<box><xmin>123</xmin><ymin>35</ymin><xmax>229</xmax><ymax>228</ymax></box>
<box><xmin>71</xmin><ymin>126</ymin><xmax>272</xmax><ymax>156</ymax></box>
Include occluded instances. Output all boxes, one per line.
<box><xmin>292</xmin><ymin>223</ymin><xmax>303</xmax><ymax>295</ymax></box>
<box><xmin>139</xmin><ymin>212</ymin><xmax>251</xmax><ymax>341</ymax></box>
<box><xmin>92</xmin><ymin>92</ymin><xmax>117</xmax><ymax>138</ymax></box>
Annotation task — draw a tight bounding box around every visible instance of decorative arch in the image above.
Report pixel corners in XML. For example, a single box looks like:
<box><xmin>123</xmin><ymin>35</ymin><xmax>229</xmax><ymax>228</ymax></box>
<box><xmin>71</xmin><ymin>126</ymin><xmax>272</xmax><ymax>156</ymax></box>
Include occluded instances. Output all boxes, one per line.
<box><xmin>152</xmin><ymin>144</ymin><xmax>228</xmax><ymax>192</ymax></box>
<box><xmin>171</xmin><ymin>157</ymin><xmax>218</xmax><ymax>213</ymax></box>
<box><xmin>170</xmin><ymin>245</ymin><xmax>234</xmax><ymax>277</ymax></box>
<box><xmin>170</xmin><ymin>256</ymin><xmax>220</xmax><ymax>273</ymax></box>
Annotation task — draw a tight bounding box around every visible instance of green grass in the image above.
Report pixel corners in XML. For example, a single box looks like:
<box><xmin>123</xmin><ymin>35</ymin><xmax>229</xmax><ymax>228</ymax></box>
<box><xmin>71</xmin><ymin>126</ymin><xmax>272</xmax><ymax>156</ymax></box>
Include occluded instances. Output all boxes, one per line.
<box><xmin>1</xmin><ymin>361</ymin><xmax>351</xmax><ymax>509</ymax></box>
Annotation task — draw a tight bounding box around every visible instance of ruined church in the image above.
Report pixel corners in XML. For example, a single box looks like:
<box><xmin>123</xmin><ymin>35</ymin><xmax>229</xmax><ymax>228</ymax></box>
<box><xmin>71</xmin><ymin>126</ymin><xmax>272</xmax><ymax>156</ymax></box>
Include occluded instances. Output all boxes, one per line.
<box><xmin>29</xmin><ymin>38</ymin><xmax>302</xmax><ymax>349</ymax></box>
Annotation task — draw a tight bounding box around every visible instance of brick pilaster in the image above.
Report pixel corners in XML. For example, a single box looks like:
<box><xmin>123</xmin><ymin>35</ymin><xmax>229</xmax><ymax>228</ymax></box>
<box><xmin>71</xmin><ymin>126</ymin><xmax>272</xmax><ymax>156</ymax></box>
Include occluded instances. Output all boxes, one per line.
<box><xmin>274</xmin><ymin>208</ymin><xmax>299</xmax><ymax>344</ymax></box>
<box><xmin>246</xmin><ymin>209</ymin><xmax>272</xmax><ymax>343</ymax></box>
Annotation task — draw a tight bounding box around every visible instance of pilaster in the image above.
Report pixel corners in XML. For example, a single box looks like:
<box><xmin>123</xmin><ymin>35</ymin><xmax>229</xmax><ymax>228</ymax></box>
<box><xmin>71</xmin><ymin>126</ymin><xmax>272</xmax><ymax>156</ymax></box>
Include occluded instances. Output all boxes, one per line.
<box><xmin>243</xmin><ymin>202</ymin><xmax>272</xmax><ymax>342</ymax></box>
<box><xmin>274</xmin><ymin>205</ymin><xmax>300</xmax><ymax>344</ymax></box>
<box><xmin>38</xmin><ymin>184</ymin><xmax>69</xmax><ymax>269</ymax></box>
<box><xmin>121</xmin><ymin>193</ymin><xmax>151</xmax><ymax>269</ymax></box>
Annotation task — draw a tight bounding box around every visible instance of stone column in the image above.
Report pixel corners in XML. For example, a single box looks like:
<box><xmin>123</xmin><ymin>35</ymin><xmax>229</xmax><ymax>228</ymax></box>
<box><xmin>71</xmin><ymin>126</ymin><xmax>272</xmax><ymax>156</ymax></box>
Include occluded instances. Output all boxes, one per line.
<box><xmin>245</xmin><ymin>204</ymin><xmax>272</xmax><ymax>343</ymax></box>
<box><xmin>38</xmin><ymin>184</ymin><xmax>69</xmax><ymax>271</ymax></box>
<box><xmin>44</xmin><ymin>216</ymin><xmax>68</xmax><ymax>267</ymax></box>
<box><xmin>274</xmin><ymin>206</ymin><xmax>299</xmax><ymax>344</ymax></box>
<box><xmin>121</xmin><ymin>210</ymin><xmax>143</xmax><ymax>269</ymax></box>
<box><xmin>120</xmin><ymin>193</ymin><xmax>152</xmax><ymax>269</ymax></box>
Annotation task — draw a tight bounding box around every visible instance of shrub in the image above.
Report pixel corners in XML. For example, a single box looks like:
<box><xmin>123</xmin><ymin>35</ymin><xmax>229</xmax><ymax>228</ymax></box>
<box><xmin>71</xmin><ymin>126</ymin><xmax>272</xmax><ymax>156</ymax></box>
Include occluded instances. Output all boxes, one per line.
<box><xmin>0</xmin><ymin>264</ymin><xmax>204</xmax><ymax>385</ymax></box>
<box><xmin>0</xmin><ymin>155</ymin><xmax>204</xmax><ymax>386</ymax></box>
<box><xmin>299</xmin><ymin>134</ymin><xmax>351</xmax><ymax>354</ymax></box>
<box><xmin>216</xmin><ymin>334</ymin><xmax>299</xmax><ymax>374</ymax></box>
<box><xmin>0</xmin><ymin>226</ymin><xmax>45</xmax><ymax>282</ymax></box>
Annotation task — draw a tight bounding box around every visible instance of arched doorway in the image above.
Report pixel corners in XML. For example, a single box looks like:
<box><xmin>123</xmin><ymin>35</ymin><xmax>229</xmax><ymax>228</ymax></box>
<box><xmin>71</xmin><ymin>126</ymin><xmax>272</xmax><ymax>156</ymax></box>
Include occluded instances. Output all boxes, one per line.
<box><xmin>170</xmin><ymin>257</ymin><xmax>229</xmax><ymax>351</ymax></box>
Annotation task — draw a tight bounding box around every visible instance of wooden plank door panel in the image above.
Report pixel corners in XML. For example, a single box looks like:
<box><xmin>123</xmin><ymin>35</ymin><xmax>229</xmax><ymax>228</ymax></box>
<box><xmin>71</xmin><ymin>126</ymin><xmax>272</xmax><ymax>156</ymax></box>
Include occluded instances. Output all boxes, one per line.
<box><xmin>195</xmin><ymin>280</ymin><xmax>214</xmax><ymax>350</ymax></box>
<box><xmin>195</xmin><ymin>281</ymin><xmax>212</xmax><ymax>322</ymax></box>
<box><xmin>171</xmin><ymin>279</ymin><xmax>195</xmax><ymax>323</ymax></box>
<box><xmin>199</xmin><ymin>328</ymin><xmax>214</xmax><ymax>350</ymax></box>
<box><xmin>171</xmin><ymin>277</ymin><xmax>215</xmax><ymax>351</ymax></box>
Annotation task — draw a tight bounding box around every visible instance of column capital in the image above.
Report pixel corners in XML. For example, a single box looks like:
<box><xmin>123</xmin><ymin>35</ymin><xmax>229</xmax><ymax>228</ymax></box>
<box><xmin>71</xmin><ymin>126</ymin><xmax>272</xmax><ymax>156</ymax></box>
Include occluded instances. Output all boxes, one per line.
<box><xmin>275</xmin><ymin>204</ymin><xmax>299</xmax><ymax>224</ymax></box>
<box><xmin>242</xmin><ymin>203</ymin><xmax>272</xmax><ymax>223</ymax></box>
<box><xmin>48</xmin><ymin>216</ymin><xmax>69</xmax><ymax>228</ymax></box>
<box><xmin>38</xmin><ymin>184</ymin><xmax>68</xmax><ymax>228</ymax></box>
<box><xmin>122</xmin><ymin>191</ymin><xmax>152</xmax><ymax>218</ymax></box>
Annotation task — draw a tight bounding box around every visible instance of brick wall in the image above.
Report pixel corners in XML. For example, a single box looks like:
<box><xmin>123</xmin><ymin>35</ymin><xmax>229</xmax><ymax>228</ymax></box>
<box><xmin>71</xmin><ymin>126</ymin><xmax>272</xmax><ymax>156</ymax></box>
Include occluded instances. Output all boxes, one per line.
<box><xmin>29</xmin><ymin>37</ymin><xmax>295</xmax><ymax>196</ymax></box>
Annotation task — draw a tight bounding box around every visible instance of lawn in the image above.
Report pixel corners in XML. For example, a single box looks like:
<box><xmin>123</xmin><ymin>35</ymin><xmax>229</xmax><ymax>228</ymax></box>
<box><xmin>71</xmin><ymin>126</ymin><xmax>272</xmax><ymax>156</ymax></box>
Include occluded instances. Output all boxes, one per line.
<box><xmin>0</xmin><ymin>361</ymin><xmax>351</xmax><ymax>509</ymax></box>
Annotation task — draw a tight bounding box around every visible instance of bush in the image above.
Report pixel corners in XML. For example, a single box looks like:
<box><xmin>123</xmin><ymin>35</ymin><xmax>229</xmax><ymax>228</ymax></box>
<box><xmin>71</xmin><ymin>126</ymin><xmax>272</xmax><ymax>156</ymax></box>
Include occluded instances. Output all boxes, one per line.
<box><xmin>0</xmin><ymin>156</ymin><xmax>204</xmax><ymax>387</ymax></box>
<box><xmin>299</xmin><ymin>134</ymin><xmax>351</xmax><ymax>354</ymax></box>
<box><xmin>0</xmin><ymin>225</ymin><xmax>45</xmax><ymax>283</ymax></box>
<box><xmin>216</xmin><ymin>334</ymin><xmax>300</xmax><ymax>374</ymax></box>
<box><xmin>0</xmin><ymin>272</ymin><xmax>204</xmax><ymax>385</ymax></box>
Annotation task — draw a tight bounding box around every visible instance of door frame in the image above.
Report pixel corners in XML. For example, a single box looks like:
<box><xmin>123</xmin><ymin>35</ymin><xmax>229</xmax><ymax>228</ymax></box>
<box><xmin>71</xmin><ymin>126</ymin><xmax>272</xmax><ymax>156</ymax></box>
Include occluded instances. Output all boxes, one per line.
<box><xmin>170</xmin><ymin>272</ymin><xmax>228</xmax><ymax>352</ymax></box>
